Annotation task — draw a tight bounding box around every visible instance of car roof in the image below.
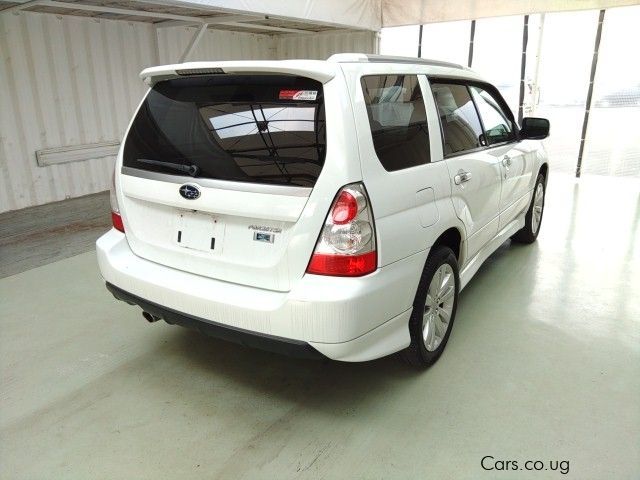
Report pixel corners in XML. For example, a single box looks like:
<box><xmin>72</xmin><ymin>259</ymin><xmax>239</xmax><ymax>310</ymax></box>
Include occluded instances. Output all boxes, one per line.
<box><xmin>140</xmin><ymin>54</ymin><xmax>484</xmax><ymax>86</ymax></box>
<box><xmin>327</xmin><ymin>53</ymin><xmax>464</xmax><ymax>70</ymax></box>
<box><xmin>327</xmin><ymin>53</ymin><xmax>484</xmax><ymax>82</ymax></box>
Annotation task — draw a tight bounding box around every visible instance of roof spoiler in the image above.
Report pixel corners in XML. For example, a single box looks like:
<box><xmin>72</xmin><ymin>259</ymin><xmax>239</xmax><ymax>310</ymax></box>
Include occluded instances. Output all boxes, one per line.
<box><xmin>140</xmin><ymin>60</ymin><xmax>337</xmax><ymax>86</ymax></box>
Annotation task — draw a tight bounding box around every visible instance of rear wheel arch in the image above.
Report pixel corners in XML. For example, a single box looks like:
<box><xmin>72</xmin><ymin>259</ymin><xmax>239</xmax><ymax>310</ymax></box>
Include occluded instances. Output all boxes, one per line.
<box><xmin>401</xmin><ymin>244</ymin><xmax>460</xmax><ymax>367</ymax></box>
<box><xmin>538</xmin><ymin>162</ymin><xmax>549</xmax><ymax>185</ymax></box>
<box><xmin>431</xmin><ymin>227</ymin><xmax>463</xmax><ymax>263</ymax></box>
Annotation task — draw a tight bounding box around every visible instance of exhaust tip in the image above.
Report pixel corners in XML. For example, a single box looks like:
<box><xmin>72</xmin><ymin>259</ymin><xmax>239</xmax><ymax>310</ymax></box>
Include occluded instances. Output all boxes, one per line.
<box><xmin>142</xmin><ymin>311</ymin><xmax>161</xmax><ymax>323</ymax></box>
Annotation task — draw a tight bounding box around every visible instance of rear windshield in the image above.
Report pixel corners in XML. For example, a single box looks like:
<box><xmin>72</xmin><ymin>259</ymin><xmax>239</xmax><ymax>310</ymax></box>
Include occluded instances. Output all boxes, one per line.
<box><xmin>123</xmin><ymin>75</ymin><xmax>326</xmax><ymax>187</ymax></box>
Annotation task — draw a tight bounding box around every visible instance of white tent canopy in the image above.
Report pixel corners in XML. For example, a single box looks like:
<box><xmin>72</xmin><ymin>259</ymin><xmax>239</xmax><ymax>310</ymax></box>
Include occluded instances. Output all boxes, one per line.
<box><xmin>6</xmin><ymin>0</ymin><xmax>635</xmax><ymax>33</ymax></box>
<box><xmin>382</xmin><ymin>0</ymin><xmax>639</xmax><ymax>26</ymax></box>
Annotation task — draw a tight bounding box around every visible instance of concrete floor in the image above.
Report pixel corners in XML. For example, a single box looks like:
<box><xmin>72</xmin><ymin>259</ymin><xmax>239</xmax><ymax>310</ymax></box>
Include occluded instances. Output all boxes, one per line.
<box><xmin>0</xmin><ymin>192</ymin><xmax>111</xmax><ymax>278</ymax></box>
<box><xmin>1</xmin><ymin>174</ymin><xmax>639</xmax><ymax>479</ymax></box>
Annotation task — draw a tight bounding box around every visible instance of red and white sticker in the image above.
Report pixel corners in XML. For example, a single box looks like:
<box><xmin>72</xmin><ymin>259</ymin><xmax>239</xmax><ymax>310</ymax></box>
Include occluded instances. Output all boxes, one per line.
<box><xmin>279</xmin><ymin>89</ymin><xmax>318</xmax><ymax>101</ymax></box>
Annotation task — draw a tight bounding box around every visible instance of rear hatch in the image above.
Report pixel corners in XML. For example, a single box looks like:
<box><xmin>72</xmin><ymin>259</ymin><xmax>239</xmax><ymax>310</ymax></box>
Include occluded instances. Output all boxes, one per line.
<box><xmin>118</xmin><ymin>71</ymin><xmax>332</xmax><ymax>291</ymax></box>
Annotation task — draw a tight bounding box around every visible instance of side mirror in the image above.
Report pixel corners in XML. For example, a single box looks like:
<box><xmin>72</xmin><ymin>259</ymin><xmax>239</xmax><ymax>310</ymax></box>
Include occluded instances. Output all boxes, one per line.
<box><xmin>520</xmin><ymin>117</ymin><xmax>550</xmax><ymax>140</ymax></box>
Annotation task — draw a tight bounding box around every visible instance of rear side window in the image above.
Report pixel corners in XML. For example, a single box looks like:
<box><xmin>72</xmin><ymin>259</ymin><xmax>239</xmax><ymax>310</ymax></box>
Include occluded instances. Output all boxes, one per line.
<box><xmin>123</xmin><ymin>75</ymin><xmax>325</xmax><ymax>187</ymax></box>
<box><xmin>469</xmin><ymin>86</ymin><xmax>516</xmax><ymax>145</ymax></box>
<box><xmin>431</xmin><ymin>83</ymin><xmax>484</xmax><ymax>155</ymax></box>
<box><xmin>361</xmin><ymin>75</ymin><xmax>430</xmax><ymax>171</ymax></box>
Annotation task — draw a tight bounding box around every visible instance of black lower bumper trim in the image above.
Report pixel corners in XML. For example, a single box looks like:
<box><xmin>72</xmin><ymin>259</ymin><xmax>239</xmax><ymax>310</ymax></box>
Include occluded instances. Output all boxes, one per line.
<box><xmin>105</xmin><ymin>283</ymin><xmax>323</xmax><ymax>359</ymax></box>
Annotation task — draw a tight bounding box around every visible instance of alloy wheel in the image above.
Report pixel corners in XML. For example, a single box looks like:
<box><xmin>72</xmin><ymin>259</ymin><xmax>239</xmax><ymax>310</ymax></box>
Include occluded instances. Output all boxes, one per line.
<box><xmin>422</xmin><ymin>264</ymin><xmax>455</xmax><ymax>352</ymax></box>
<box><xmin>532</xmin><ymin>182</ymin><xmax>544</xmax><ymax>234</ymax></box>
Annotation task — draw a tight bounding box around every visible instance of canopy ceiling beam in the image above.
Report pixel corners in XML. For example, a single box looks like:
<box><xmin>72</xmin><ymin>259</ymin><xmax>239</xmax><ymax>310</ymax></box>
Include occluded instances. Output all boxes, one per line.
<box><xmin>154</xmin><ymin>15</ymin><xmax>315</xmax><ymax>34</ymax></box>
<box><xmin>216</xmin><ymin>22</ymin><xmax>314</xmax><ymax>34</ymax></box>
<box><xmin>0</xmin><ymin>0</ymin><xmax>269</xmax><ymax>28</ymax></box>
<box><xmin>1</xmin><ymin>1</ymin><xmax>318</xmax><ymax>33</ymax></box>
<box><xmin>179</xmin><ymin>22</ymin><xmax>208</xmax><ymax>62</ymax></box>
<box><xmin>1</xmin><ymin>0</ymin><xmax>208</xmax><ymax>22</ymax></box>
<box><xmin>0</xmin><ymin>0</ymin><xmax>42</xmax><ymax>15</ymax></box>
<box><xmin>155</xmin><ymin>14</ymin><xmax>265</xmax><ymax>28</ymax></box>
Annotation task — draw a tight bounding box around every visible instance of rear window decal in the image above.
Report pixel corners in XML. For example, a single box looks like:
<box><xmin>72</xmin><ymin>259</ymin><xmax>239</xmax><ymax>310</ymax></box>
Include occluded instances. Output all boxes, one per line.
<box><xmin>279</xmin><ymin>90</ymin><xmax>318</xmax><ymax>101</ymax></box>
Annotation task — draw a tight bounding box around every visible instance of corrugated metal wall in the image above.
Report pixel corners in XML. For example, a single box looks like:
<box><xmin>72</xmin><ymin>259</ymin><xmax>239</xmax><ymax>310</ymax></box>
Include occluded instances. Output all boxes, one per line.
<box><xmin>0</xmin><ymin>12</ymin><xmax>376</xmax><ymax>212</ymax></box>
<box><xmin>276</xmin><ymin>30</ymin><xmax>378</xmax><ymax>59</ymax></box>
<box><xmin>158</xmin><ymin>28</ymin><xmax>378</xmax><ymax>63</ymax></box>
<box><xmin>157</xmin><ymin>26</ymin><xmax>275</xmax><ymax>63</ymax></box>
<box><xmin>0</xmin><ymin>12</ymin><xmax>158</xmax><ymax>212</ymax></box>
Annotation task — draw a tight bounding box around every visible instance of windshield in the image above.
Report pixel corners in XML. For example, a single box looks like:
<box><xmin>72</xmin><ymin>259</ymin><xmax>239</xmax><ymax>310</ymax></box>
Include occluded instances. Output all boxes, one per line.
<box><xmin>123</xmin><ymin>75</ymin><xmax>326</xmax><ymax>187</ymax></box>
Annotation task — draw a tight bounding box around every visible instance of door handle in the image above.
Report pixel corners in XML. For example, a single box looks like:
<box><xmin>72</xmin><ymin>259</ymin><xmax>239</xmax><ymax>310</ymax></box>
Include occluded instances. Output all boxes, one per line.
<box><xmin>454</xmin><ymin>170</ymin><xmax>472</xmax><ymax>185</ymax></box>
<box><xmin>502</xmin><ymin>155</ymin><xmax>512</xmax><ymax>167</ymax></box>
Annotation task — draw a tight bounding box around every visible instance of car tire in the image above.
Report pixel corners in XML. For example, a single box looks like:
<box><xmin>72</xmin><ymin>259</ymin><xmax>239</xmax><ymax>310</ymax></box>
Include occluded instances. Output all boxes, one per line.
<box><xmin>401</xmin><ymin>246</ymin><xmax>459</xmax><ymax>367</ymax></box>
<box><xmin>511</xmin><ymin>173</ymin><xmax>546</xmax><ymax>244</ymax></box>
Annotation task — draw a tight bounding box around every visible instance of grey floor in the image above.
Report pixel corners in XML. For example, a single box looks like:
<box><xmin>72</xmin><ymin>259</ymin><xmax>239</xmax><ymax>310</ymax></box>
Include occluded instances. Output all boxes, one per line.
<box><xmin>0</xmin><ymin>192</ymin><xmax>111</xmax><ymax>279</ymax></box>
<box><xmin>1</xmin><ymin>174</ymin><xmax>639</xmax><ymax>479</ymax></box>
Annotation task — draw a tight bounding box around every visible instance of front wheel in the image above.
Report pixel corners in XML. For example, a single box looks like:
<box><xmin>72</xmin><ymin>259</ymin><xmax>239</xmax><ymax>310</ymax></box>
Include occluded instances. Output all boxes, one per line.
<box><xmin>512</xmin><ymin>173</ymin><xmax>546</xmax><ymax>244</ymax></box>
<box><xmin>401</xmin><ymin>246</ymin><xmax>459</xmax><ymax>367</ymax></box>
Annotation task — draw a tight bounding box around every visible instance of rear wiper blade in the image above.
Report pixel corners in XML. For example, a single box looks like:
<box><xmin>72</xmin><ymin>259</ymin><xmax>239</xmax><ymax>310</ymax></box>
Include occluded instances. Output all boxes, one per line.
<box><xmin>230</xmin><ymin>153</ymin><xmax>318</xmax><ymax>164</ymax></box>
<box><xmin>137</xmin><ymin>158</ymin><xmax>200</xmax><ymax>177</ymax></box>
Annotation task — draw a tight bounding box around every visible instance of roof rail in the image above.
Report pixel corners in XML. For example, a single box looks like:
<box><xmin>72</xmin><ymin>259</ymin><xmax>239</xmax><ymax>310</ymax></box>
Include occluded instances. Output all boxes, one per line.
<box><xmin>327</xmin><ymin>53</ymin><xmax>464</xmax><ymax>70</ymax></box>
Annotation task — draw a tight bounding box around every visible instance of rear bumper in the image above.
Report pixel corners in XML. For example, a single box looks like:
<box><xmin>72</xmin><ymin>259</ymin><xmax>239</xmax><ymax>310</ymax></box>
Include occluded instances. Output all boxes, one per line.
<box><xmin>106</xmin><ymin>282</ymin><xmax>323</xmax><ymax>359</ymax></box>
<box><xmin>97</xmin><ymin>229</ymin><xmax>423</xmax><ymax>361</ymax></box>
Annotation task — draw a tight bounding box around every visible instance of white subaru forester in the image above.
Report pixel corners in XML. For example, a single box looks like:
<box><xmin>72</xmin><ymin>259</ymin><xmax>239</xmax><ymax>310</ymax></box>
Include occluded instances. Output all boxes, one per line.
<box><xmin>97</xmin><ymin>53</ymin><xmax>549</xmax><ymax>366</ymax></box>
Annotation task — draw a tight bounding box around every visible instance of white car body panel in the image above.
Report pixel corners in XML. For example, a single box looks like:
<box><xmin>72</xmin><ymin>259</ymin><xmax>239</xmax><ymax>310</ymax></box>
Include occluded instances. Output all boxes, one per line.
<box><xmin>97</xmin><ymin>229</ymin><xmax>417</xmax><ymax>348</ymax></box>
<box><xmin>444</xmin><ymin>148</ymin><xmax>502</xmax><ymax>261</ymax></box>
<box><xmin>341</xmin><ymin>64</ymin><xmax>463</xmax><ymax>269</ymax></box>
<box><xmin>98</xmin><ymin>55</ymin><xmax>548</xmax><ymax>361</ymax></box>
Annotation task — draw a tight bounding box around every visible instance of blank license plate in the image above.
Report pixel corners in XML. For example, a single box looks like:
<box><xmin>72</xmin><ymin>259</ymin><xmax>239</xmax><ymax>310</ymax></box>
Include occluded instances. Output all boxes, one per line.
<box><xmin>175</xmin><ymin>211</ymin><xmax>224</xmax><ymax>253</ymax></box>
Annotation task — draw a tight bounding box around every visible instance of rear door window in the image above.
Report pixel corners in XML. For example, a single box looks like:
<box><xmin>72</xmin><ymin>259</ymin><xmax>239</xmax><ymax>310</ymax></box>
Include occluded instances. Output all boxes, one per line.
<box><xmin>431</xmin><ymin>83</ymin><xmax>484</xmax><ymax>155</ymax></box>
<box><xmin>361</xmin><ymin>75</ymin><xmax>430</xmax><ymax>171</ymax></box>
<box><xmin>123</xmin><ymin>75</ymin><xmax>325</xmax><ymax>187</ymax></box>
<box><xmin>469</xmin><ymin>86</ymin><xmax>516</xmax><ymax>145</ymax></box>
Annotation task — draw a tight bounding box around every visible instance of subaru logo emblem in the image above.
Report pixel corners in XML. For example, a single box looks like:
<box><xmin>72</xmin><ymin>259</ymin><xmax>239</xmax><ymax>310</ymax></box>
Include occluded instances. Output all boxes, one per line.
<box><xmin>179</xmin><ymin>184</ymin><xmax>200</xmax><ymax>200</ymax></box>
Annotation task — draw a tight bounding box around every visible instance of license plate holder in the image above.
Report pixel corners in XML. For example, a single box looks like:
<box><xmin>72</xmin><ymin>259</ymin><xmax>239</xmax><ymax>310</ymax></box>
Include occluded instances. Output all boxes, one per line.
<box><xmin>175</xmin><ymin>210</ymin><xmax>224</xmax><ymax>253</ymax></box>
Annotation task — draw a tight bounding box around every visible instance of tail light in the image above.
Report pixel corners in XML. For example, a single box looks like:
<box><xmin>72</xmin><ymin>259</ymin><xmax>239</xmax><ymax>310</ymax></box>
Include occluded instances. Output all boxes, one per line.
<box><xmin>306</xmin><ymin>183</ymin><xmax>377</xmax><ymax>277</ymax></box>
<box><xmin>111</xmin><ymin>212</ymin><xmax>124</xmax><ymax>233</ymax></box>
<box><xmin>110</xmin><ymin>166</ymin><xmax>125</xmax><ymax>233</ymax></box>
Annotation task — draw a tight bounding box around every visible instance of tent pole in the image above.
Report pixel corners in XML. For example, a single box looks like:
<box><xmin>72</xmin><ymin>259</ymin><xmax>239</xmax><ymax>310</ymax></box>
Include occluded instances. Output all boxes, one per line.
<box><xmin>467</xmin><ymin>20</ymin><xmax>476</xmax><ymax>67</ymax></box>
<box><xmin>417</xmin><ymin>24</ymin><xmax>423</xmax><ymax>57</ymax></box>
<box><xmin>180</xmin><ymin>23</ymin><xmax>208</xmax><ymax>63</ymax></box>
<box><xmin>517</xmin><ymin>15</ymin><xmax>529</xmax><ymax>125</ymax></box>
<box><xmin>531</xmin><ymin>13</ymin><xmax>545</xmax><ymax>114</ymax></box>
<box><xmin>576</xmin><ymin>9</ymin><xmax>605</xmax><ymax>178</ymax></box>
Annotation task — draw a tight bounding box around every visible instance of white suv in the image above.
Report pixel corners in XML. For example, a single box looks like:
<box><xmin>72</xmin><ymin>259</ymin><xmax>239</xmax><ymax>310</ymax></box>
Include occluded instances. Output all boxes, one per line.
<box><xmin>97</xmin><ymin>53</ymin><xmax>549</xmax><ymax>366</ymax></box>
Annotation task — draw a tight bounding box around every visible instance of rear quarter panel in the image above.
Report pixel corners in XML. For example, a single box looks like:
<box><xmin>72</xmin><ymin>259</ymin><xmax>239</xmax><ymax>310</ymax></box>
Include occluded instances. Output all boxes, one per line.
<box><xmin>340</xmin><ymin>64</ymin><xmax>467</xmax><ymax>268</ymax></box>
